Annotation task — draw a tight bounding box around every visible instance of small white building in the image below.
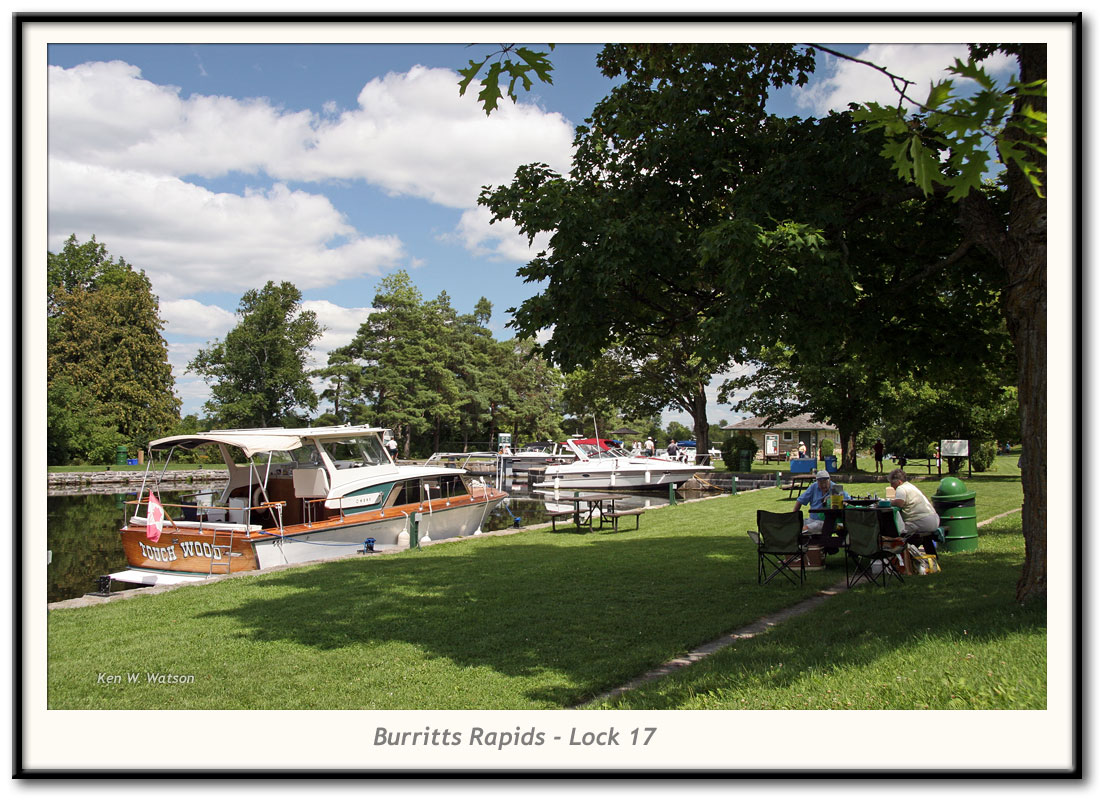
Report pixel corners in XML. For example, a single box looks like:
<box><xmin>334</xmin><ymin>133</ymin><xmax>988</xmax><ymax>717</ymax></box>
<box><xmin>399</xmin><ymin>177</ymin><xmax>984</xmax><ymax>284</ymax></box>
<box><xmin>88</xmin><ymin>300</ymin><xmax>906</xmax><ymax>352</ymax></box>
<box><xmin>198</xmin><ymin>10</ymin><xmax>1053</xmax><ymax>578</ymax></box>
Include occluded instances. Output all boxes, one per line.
<box><xmin>722</xmin><ymin>414</ymin><xmax>839</xmax><ymax>462</ymax></box>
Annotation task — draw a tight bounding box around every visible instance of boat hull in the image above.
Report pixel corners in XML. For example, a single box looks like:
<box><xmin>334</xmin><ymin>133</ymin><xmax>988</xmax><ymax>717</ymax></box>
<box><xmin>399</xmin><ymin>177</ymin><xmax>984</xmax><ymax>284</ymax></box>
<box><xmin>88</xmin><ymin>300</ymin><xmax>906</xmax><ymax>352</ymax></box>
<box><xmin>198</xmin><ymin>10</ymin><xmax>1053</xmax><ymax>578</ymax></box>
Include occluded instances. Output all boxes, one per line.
<box><xmin>117</xmin><ymin>489</ymin><xmax>507</xmax><ymax>579</ymax></box>
<box><xmin>535</xmin><ymin>464</ymin><xmax>711</xmax><ymax>491</ymax></box>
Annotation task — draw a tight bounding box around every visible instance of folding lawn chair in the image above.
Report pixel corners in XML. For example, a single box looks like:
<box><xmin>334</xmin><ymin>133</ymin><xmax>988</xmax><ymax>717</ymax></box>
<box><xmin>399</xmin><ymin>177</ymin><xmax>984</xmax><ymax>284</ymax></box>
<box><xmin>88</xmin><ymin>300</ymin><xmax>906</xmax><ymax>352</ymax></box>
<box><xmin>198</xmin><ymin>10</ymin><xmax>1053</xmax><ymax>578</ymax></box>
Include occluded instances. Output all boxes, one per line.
<box><xmin>844</xmin><ymin>507</ymin><xmax>905</xmax><ymax>588</ymax></box>
<box><xmin>750</xmin><ymin>509</ymin><xmax>806</xmax><ymax>586</ymax></box>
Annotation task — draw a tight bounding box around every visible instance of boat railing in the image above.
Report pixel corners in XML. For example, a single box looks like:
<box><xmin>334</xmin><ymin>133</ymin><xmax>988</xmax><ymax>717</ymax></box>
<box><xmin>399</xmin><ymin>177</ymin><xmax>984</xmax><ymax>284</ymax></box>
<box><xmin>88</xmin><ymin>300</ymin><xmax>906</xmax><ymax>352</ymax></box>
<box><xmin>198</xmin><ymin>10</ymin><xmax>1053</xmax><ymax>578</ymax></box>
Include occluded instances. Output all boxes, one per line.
<box><xmin>124</xmin><ymin>498</ymin><xmax>285</xmax><ymax>535</ymax></box>
<box><xmin>425</xmin><ymin>451</ymin><xmax>506</xmax><ymax>490</ymax></box>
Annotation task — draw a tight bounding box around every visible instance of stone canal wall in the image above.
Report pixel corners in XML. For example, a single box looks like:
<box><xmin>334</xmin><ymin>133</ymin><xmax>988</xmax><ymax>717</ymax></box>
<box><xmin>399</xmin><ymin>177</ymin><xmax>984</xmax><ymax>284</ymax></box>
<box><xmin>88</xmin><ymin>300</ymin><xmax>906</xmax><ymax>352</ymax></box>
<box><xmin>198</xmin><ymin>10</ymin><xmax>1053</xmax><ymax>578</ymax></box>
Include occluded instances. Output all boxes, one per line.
<box><xmin>48</xmin><ymin>469</ymin><xmax>228</xmax><ymax>490</ymax></box>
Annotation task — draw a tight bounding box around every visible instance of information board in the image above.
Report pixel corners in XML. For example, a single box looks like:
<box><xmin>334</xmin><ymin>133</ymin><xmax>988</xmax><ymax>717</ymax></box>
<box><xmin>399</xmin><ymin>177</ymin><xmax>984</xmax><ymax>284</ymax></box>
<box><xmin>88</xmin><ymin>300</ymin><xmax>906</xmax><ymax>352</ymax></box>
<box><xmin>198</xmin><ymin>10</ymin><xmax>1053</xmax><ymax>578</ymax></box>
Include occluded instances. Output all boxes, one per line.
<box><xmin>940</xmin><ymin>439</ymin><xmax>969</xmax><ymax>457</ymax></box>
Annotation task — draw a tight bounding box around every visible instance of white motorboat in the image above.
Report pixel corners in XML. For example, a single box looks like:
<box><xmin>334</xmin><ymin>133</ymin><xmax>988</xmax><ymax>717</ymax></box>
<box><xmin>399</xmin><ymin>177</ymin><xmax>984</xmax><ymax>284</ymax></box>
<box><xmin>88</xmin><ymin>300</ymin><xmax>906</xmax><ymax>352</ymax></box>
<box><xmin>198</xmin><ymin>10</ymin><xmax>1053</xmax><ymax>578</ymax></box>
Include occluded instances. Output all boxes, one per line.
<box><xmin>112</xmin><ymin>425</ymin><xmax>507</xmax><ymax>586</ymax></box>
<box><xmin>533</xmin><ymin>438</ymin><xmax>712</xmax><ymax>491</ymax></box>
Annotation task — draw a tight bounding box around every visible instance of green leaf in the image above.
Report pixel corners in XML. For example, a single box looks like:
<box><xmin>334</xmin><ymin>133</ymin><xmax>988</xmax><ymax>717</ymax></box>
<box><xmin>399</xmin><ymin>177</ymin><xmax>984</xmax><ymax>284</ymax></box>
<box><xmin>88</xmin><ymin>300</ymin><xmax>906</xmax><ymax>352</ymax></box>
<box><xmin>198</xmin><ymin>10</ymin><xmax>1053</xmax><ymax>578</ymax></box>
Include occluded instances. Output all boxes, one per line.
<box><xmin>908</xmin><ymin>135</ymin><xmax>943</xmax><ymax>195</ymax></box>
<box><xmin>924</xmin><ymin>79</ymin><xmax>955</xmax><ymax>111</ymax></box>
<box><xmin>457</xmin><ymin>58</ymin><xmax>488</xmax><ymax>97</ymax></box>
<box><xmin>947</xmin><ymin>57</ymin><xmax>995</xmax><ymax>90</ymax></box>
<box><xmin>477</xmin><ymin>62</ymin><xmax>505</xmax><ymax>115</ymax></box>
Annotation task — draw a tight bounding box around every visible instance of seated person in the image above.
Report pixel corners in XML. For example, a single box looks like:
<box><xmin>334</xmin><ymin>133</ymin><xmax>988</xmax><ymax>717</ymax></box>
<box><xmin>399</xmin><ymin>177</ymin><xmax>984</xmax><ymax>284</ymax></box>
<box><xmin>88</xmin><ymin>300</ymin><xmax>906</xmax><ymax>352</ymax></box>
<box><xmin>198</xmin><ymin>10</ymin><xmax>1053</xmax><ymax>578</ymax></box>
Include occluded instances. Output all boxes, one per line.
<box><xmin>793</xmin><ymin>470</ymin><xmax>851</xmax><ymax>544</ymax></box>
<box><xmin>888</xmin><ymin>468</ymin><xmax>941</xmax><ymax>554</ymax></box>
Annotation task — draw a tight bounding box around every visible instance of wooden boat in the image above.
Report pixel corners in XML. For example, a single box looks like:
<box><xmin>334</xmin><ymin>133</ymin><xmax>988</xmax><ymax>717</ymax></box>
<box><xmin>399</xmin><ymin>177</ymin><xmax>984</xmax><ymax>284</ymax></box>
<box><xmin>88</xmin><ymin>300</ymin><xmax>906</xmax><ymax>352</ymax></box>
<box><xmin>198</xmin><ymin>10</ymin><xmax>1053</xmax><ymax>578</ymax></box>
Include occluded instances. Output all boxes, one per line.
<box><xmin>111</xmin><ymin>425</ymin><xmax>507</xmax><ymax>586</ymax></box>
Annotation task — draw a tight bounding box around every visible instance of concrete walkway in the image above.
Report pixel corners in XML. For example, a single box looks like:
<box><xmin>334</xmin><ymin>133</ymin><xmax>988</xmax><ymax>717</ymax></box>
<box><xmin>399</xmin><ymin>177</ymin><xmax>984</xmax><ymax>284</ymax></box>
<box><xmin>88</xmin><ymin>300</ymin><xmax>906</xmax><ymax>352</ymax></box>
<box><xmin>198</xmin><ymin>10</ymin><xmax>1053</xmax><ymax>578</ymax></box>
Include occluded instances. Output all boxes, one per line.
<box><xmin>582</xmin><ymin>580</ymin><xmax>850</xmax><ymax>708</ymax></box>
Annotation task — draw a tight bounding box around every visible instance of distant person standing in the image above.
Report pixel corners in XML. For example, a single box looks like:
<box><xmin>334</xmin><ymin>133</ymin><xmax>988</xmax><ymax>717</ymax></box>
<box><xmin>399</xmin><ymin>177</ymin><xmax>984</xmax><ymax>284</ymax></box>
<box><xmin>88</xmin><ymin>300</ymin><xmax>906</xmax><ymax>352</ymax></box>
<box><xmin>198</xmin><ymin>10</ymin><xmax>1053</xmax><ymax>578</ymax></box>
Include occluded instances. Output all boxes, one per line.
<box><xmin>873</xmin><ymin>439</ymin><xmax>884</xmax><ymax>473</ymax></box>
<box><xmin>667</xmin><ymin>440</ymin><xmax>679</xmax><ymax>459</ymax></box>
<box><xmin>797</xmin><ymin>442</ymin><xmax>808</xmax><ymax>458</ymax></box>
<box><xmin>386</xmin><ymin>437</ymin><xmax>399</xmax><ymax>461</ymax></box>
<box><xmin>644</xmin><ymin>436</ymin><xmax>655</xmax><ymax>457</ymax></box>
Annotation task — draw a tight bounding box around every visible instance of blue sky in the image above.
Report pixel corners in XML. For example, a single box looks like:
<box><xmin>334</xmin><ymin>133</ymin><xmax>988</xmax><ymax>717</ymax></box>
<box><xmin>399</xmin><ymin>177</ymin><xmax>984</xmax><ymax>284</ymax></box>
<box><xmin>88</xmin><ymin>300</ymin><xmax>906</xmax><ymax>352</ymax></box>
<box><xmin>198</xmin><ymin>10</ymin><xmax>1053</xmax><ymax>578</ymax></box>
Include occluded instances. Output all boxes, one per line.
<box><xmin>45</xmin><ymin>36</ymin><xmax>1015</xmax><ymax>427</ymax></box>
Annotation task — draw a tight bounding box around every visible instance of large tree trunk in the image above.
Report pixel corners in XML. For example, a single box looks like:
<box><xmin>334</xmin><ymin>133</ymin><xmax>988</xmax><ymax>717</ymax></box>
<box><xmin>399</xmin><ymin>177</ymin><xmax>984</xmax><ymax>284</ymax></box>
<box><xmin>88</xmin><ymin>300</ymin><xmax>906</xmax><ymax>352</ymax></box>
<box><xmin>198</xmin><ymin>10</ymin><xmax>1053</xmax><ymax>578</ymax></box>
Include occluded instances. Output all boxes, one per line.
<box><xmin>688</xmin><ymin>383</ymin><xmax>711</xmax><ymax>465</ymax></box>
<box><xmin>838</xmin><ymin>427</ymin><xmax>859</xmax><ymax>472</ymax></box>
<box><xmin>961</xmin><ymin>44</ymin><xmax>1047</xmax><ymax>604</ymax></box>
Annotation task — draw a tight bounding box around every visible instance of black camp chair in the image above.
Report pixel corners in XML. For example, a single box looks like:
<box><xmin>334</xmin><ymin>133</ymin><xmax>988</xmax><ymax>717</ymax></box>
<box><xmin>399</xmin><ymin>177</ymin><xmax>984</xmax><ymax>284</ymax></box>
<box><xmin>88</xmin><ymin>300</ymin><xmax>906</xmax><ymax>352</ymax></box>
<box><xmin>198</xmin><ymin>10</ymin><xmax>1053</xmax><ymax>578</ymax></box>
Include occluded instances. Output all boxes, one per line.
<box><xmin>750</xmin><ymin>509</ymin><xmax>806</xmax><ymax>586</ymax></box>
<box><xmin>844</xmin><ymin>507</ymin><xmax>905</xmax><ymax>588</ymax></box>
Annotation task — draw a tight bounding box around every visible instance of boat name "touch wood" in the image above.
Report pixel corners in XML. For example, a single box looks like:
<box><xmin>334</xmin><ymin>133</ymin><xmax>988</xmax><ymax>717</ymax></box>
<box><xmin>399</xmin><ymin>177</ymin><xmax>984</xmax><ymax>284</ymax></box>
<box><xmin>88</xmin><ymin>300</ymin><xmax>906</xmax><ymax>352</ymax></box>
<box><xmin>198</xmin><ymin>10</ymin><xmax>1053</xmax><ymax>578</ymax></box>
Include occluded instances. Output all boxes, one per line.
<box><xmin>139</xmin><ymin>540</ymin><xmax>229</xmax><ymax>562</ymax></box>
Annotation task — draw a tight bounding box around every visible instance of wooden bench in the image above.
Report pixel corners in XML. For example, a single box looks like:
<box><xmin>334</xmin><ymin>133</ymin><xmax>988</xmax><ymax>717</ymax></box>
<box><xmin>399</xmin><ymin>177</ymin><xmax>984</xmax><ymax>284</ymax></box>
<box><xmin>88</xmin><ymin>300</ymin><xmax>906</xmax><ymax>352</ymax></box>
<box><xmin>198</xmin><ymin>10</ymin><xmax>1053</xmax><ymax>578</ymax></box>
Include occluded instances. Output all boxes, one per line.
<box><xmin>601</xmin><ymin>508</ymin><xmax>645</xmax><ymax>532</ymax></box>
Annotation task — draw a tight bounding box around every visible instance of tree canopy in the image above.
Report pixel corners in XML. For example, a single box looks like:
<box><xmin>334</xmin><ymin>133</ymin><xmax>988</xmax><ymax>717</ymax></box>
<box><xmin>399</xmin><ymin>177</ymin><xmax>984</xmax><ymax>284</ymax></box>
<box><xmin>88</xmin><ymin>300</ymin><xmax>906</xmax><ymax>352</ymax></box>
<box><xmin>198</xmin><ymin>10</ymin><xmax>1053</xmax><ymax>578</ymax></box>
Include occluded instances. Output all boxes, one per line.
<box><xmin>188</xmin><ymin>281</ymin><xmax>323</xmax><ymax>428</ymax></box>
<box><xmin>47</xmin><ymin>235</ymin><xmax>180</xmax><ymax>462</ymax></box>
<box><xmin>329</xmin><ymin>271</ymin><xmax>566</xmax><ymax>456</ymax></box>
<box><xmin>473</xmin><ymin>41</ymin><xmax>1047</xmax><ymax>602</ymax></box>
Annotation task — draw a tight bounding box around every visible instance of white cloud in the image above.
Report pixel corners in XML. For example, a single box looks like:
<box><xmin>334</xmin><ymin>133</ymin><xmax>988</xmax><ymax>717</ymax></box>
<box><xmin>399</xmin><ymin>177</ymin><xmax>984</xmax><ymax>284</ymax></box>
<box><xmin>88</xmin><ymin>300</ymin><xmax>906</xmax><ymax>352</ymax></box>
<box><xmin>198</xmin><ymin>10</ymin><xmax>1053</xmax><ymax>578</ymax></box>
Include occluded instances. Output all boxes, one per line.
<box><xmin>161</xmin><ymin>299</ymin><xmax>237</xmax><ymax>339</ymax></box>
<box><xmin>165</xmin><ymin>341</ymin><xmax>206</xmax><ymax>390</ymax></box>
<box><xmin>453</xmin><ymin>207</ymin><xmax>552</xmax><ymax>262</ymax></box>
<box><xmin>48</xmin><ymin>159</ymin><xmax>408</xmax><ymax>300</ymax></box>
<box><xmin>794</xmin><ymin>45</ymin><xmax>1017</xmax><ymax>116</ymax></box>
<box><xmin>302</xmin><ymin>299</ymin><xmax>372</xmax><ymax>353</ymax></box>
<box><xmin>47</xmin><ymin>61</ymin><xmax>574</xmax><ymax>210</ymax></box>
<box><xmin>46</xmin><ymin>60</ymin><xmax>576</xmax><ymax>296</ymax></box>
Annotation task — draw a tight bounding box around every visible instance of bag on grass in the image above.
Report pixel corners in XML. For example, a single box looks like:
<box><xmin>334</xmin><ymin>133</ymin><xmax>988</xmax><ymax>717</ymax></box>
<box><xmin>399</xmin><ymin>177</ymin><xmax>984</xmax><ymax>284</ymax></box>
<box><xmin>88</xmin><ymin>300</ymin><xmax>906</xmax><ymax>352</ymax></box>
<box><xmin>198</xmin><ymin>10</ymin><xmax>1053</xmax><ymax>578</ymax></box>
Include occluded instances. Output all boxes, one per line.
<box><xmin>910</xmin><ymin>545</ymin><xmax>941</xmax><ymax>575</ymax></box>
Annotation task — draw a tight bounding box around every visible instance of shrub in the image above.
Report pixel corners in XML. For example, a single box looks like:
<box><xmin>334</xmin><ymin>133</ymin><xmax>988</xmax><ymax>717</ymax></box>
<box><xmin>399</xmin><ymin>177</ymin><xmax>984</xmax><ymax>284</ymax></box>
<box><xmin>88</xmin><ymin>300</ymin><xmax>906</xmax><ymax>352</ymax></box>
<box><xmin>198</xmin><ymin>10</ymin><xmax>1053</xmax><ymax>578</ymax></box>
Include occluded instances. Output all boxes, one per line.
<box><xmin>819</xmin><ymin>438</ymin><xmax>835</xmax><ymax>457</ymax></box>
<box><xmin>720</xmin><ymin>433</ymin><xmax>758</xmax><ymax>465</ymax></box>
<box><xmin>970</xmin><ymin>440</ymin><xmax>999</xmax><ymax>472</ymax></box>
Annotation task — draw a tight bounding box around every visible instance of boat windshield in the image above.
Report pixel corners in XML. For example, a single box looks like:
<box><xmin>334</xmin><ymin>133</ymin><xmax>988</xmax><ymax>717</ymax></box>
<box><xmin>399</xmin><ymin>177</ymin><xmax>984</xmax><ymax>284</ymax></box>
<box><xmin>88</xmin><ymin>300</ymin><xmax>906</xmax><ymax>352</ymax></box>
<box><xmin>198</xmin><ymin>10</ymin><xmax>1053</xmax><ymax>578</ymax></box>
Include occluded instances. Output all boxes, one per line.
<box><xmin>574</xmin><ymin>443</ymin><xmax>630</xmax><ymax>459</ymax></box>
<box><xmin>318</xmin><ymin>436</ymin><xmax>391</xmax><ymax>468</ymax></box>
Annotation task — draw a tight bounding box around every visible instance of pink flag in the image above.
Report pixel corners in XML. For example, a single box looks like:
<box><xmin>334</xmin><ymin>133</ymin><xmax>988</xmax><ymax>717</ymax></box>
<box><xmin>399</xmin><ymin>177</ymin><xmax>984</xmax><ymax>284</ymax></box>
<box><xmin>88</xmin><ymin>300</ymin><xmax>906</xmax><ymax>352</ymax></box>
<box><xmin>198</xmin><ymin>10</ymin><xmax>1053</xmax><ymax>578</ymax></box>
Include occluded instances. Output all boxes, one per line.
<box><xmin>146</xmin><ymin>491</ymin><xmax>165</xmax><ymax>542</ymax></box>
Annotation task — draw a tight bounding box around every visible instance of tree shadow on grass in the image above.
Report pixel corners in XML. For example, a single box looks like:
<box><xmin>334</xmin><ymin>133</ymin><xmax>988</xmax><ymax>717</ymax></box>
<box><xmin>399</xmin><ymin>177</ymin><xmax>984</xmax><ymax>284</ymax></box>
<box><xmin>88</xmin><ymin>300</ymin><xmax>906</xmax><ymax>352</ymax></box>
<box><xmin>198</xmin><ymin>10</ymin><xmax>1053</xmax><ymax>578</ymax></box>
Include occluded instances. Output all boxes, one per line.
<box><xmin>192</xmin><ymin>530</ymin><xmax>830</xmax><ymax>707</ymax></box>
<box><xmin>598</xmin><ymin>543</ymin><xmax>1046</xmax><ymax>710</ymax></box>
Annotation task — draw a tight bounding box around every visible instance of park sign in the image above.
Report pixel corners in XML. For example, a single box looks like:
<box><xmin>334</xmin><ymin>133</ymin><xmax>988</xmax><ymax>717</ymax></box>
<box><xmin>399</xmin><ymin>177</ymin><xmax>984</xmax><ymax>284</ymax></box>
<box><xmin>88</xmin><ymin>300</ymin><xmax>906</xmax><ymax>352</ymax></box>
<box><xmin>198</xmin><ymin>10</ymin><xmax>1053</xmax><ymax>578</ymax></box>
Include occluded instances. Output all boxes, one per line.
<box><xmin>941</xmin><ymin>440</ymin><xmax>970</xmax><ymax>457</ymax></box>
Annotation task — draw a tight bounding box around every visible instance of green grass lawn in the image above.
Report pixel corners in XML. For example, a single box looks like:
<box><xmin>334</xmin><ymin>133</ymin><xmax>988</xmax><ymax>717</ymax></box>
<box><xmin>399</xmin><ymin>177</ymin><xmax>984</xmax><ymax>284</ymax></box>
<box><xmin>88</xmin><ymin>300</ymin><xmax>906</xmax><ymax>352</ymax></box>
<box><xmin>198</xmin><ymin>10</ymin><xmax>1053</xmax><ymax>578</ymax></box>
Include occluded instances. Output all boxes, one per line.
<box><xmin>592</xmin><ymin>514</ymin><xmax>1043</xmax><ymax>710</ymax></box>
<box><xmin>47</xmin><ymin>472</ymin><xmax>1034</xmax><ymax>711</ymax></box>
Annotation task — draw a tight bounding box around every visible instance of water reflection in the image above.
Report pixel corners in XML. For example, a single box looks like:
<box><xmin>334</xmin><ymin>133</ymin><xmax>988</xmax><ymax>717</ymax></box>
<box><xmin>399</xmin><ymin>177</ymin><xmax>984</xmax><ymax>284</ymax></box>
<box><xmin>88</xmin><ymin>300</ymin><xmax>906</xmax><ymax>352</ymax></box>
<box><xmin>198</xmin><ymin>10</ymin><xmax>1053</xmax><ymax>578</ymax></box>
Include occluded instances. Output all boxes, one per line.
<box><xmin>46</xmin><ymin>481</ymin><xmax>709</xmax><ymax>603</ymax></box>
<box><xmin>46</xmin><ymin>485</ymin><xmax>224</xmax><ymax>604</ymax></box>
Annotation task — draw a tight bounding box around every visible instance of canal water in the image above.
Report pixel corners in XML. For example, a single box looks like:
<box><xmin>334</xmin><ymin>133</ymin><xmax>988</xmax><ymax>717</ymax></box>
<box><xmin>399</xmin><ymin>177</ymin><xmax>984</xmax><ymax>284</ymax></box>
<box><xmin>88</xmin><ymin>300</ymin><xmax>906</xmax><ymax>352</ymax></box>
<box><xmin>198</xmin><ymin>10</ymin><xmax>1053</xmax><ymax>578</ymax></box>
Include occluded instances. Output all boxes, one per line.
<box><xmin>46</xmin><ymin>481</ymin><xmax>709</xmax><ymax>603</ymax></box>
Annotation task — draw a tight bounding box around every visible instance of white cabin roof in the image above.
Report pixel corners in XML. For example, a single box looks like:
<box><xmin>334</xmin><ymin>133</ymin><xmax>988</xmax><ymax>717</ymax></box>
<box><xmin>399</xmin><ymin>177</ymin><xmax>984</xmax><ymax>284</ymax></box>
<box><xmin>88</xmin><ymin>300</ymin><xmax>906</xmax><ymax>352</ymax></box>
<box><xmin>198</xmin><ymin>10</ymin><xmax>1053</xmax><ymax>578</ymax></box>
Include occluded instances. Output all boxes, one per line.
<box><xmin>149</xmin><ymin>425</ymin><xmax>387</xmax><ymax>458</ymax></box>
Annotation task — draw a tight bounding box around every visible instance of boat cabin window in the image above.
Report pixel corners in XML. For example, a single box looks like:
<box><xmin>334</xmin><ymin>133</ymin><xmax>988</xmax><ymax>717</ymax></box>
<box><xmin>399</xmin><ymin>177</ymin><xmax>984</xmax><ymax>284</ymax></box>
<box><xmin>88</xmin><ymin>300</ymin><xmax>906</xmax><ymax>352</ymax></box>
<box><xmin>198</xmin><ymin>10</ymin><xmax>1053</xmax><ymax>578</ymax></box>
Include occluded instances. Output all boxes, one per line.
<box><xmin>285</xmin><ymin>444</ymin><xmax>322</xmax><ymax>466</ymax></box>
<box><xmin>320</xmin><ymin>436</ymin><xmax>391</xmax><ymax>468</ymax></box>
<box><xmin>383</xmin><ymin>475</ymin><xmax>468</xmax><ymax>508</ymax></box>
<box><xmin>423</xmin><ymin>474</ymin><xmax>469</xmax><ymax>499</ymax></box>
<box><xmin>385</xmin><ymin>480</ymin><xmax>425</xmax><ymax>508</ymax></box>
<box><xmin>576</xmin><ymin>443</ymin><xmax>626</xmax><ymax>460</ymax></box>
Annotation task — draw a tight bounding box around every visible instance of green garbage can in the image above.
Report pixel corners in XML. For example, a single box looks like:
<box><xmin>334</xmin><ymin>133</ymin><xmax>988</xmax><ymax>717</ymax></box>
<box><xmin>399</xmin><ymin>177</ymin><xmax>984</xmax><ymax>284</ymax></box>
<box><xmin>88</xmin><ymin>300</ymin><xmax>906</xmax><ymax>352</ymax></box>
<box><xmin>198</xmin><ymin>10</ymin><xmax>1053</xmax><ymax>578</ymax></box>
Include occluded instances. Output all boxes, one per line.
<box><xmin>115</xmin><ymin>445</ymin><xmax>129</xmax><ymax>465</ymax></box>
<box><xmin>932</xmin><ymin>476</ymin><xmax>978</xmax><ymax>553</ymax></box>
<box><xmin>739</xmin><ymin>450</ymin><xmax>753</xmax><ymax>471</ymax></box>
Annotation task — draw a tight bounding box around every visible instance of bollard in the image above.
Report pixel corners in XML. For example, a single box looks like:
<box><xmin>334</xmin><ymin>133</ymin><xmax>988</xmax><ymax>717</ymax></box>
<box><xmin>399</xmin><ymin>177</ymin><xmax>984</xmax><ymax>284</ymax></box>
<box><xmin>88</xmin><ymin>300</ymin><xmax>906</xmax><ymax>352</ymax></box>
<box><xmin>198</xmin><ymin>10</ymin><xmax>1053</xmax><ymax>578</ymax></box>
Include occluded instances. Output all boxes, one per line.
<box><xmin>731</xmin><ymin>475</ymin><xmax>738</xmax><ymax>496</ymax></box>
<box><xmin>774</xmin><ymin>471</ymin><xmax>782</xmax><ymax>489</ymax></box>
<box><xmin>669</xmin><ymin>483</ymin><xmax>677</xmax><ymax>506</ymax></box>
<box><xmin>410</xmin><ymin>513</ymin><xmax>420</xmax><ymax>549</ymax></box>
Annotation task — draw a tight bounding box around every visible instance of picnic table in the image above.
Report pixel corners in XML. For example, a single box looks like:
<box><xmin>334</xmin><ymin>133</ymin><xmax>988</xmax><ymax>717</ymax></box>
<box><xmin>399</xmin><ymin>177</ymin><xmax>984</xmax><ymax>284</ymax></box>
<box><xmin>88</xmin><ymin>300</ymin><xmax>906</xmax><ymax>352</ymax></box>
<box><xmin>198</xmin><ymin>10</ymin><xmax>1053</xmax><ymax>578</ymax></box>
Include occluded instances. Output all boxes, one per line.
<box><xmin>542</xmin><ymin>492</ymin><xmax>648</xmax><ymax>532</ymax></box>
<box><xmin>801</xmin><ymin>504</ymin><xmax>905</xmax><ymax>562</ymax></box>
<box><xmin>544</xmin><ymin>493</ymin><xmax>621</xmax><ymax>532</ymax></box>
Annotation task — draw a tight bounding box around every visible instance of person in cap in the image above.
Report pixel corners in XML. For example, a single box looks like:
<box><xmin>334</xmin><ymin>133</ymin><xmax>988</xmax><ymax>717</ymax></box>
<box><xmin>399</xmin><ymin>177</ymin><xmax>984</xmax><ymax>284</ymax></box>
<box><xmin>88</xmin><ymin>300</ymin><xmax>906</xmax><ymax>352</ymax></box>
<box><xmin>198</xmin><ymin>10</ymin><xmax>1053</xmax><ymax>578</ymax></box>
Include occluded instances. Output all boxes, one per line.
<box><xmin>794</xmin><ymin>469</ymin><xmax>851</xmax><ymax>535</ymax></box>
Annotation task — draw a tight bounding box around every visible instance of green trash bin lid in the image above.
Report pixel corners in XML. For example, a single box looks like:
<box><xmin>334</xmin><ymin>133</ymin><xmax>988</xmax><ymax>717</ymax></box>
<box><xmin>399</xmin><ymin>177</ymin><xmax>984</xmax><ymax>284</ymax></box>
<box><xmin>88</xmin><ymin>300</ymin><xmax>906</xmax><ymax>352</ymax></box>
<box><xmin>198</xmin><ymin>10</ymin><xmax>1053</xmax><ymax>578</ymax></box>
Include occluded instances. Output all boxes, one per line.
<box><xmin>933</xmin><ymin>476</ymin><xmax>975</xmax><ymax>501</ymax></box>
